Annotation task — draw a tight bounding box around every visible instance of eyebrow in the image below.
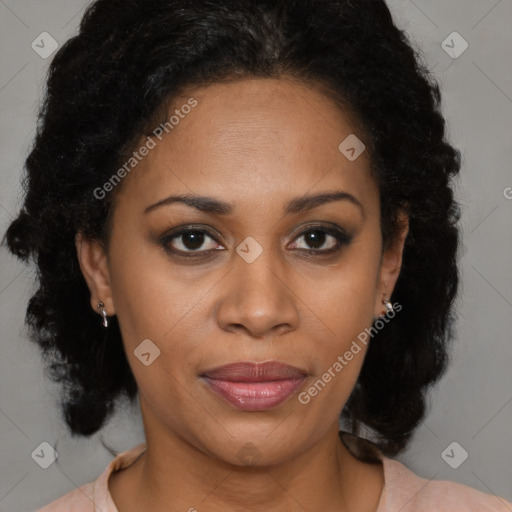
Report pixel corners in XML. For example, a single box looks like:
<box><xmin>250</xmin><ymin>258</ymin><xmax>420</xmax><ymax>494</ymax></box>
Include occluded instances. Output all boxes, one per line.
<box><xmin>144</xmin><ymin>190</ymin><xmax>364</xmax><ymax>217</ymax></box>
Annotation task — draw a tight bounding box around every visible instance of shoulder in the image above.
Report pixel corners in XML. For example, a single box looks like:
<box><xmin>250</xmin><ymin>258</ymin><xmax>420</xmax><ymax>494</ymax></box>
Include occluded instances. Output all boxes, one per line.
<box><xmin>35</xmin><ymin>482</ymin><xmax>95</xmax><ymax>512</ymax></box>
<box><xmin>380</xmin><ymin>456</ymin><xmax>512</xmax><ymax>512</ymax></box>
<box><xmin>35</xmin><ymin>442</ymin><xmax>147</xmax><ymax>512</ymax></box>
<box><xmin>338</xmin><ymin>431</ymin><xmax>512</xmax><ymax>512</ymax></box>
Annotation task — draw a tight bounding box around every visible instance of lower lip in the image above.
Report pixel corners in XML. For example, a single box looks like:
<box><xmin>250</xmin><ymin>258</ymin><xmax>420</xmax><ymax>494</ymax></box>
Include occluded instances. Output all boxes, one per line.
<box><xmin>201</xmin><ymin>376</ymin><xmax>306</xmax><ymax>411</ymax></box>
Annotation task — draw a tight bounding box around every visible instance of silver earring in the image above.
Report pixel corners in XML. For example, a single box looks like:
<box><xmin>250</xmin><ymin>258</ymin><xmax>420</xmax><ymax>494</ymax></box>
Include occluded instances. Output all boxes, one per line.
<box><xmin>380</xmin><ymin>296</ymin><xmax>393</xmax><ymax>318</ymax></box>
<box><xmin>97</xmin><ymin>301</ymin><xmax>108</xmax><ymax>328</ymax></box>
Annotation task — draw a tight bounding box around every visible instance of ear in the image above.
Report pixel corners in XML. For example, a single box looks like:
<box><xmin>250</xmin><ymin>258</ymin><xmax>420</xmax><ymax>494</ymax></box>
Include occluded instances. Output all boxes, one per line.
<box><xmin>374</xmin><ymin>209</ymin><xmax>409</xmax><ymax>317</ymax></box>
<box><xmin>75</xmin><ymin>231</ymin><xmax>115</xmax><ymax>317</ymax></box>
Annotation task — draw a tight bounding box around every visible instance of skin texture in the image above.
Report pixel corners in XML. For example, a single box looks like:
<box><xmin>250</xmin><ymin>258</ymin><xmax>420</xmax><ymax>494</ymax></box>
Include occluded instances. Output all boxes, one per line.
<box><xmin>75</xmin><ymin>76</ymin><xmax>409</xmax><ymax>512</ymax></box>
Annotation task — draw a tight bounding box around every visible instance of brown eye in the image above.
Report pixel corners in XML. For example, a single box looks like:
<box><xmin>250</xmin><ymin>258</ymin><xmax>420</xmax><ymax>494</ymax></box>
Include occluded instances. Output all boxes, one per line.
<box><xmin>289</xmin><ymin>225</ymin><xmax>353</xmax><ymax>255</ymax></box>
<box><xmin>298</xmin><ymin>229</ymin><xmax>333</xmax><ymax>250</ymax></box>
<box><xmin>162</xmin><ymin>228</ymin><xmax>223</xmax><ymax>255</ymax></box>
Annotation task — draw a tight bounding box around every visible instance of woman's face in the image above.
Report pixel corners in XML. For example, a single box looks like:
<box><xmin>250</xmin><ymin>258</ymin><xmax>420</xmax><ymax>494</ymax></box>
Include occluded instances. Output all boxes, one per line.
<box><xmin>78</xmin><ymin>76</ymin><xmax>407</xmax><ymax>466</ymax></box>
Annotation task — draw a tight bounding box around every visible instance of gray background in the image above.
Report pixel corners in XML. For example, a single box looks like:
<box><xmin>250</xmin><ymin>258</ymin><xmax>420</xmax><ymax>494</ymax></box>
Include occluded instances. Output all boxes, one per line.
<box><xmin>1</xmin><ymin>1</ymin><xmax>511</xmax><ymax>511</ymax></box>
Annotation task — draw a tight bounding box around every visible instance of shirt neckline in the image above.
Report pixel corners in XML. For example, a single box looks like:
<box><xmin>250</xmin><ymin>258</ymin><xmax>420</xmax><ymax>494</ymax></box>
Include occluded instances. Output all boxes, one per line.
<box><xmin>338</xmin><ymin>430</ymin><xmax>388</xmax><ymax>511</ymax></box>
<box><xmin>95</xmin><ymin>431</ymin><xmax>390</xmax><ymax>512</ymax></box>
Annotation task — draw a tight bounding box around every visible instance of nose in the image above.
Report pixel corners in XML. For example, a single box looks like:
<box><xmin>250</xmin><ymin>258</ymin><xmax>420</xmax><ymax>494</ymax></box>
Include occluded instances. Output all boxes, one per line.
<box><xmin>215</xmin><ymin>246</ymin><xmax>300</xmax><ymax>339</ymax></box>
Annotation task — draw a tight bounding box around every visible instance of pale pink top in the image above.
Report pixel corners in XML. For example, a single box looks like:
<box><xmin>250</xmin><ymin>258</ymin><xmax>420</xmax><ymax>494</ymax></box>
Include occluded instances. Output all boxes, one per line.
<box><xmin>37</xmin><ymin>432</ymin><xmax>512</xmax><ymax>511</ymax></box>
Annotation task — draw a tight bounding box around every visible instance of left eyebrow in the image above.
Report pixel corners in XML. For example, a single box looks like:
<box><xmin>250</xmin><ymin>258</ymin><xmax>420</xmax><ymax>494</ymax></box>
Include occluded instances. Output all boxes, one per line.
<box><xmin>283</xmin><ymin>191</ymin><xmax>364</xmax><ymax>217</ymax></box>
<box><xmin>144</xmin><ymin>190</ymin><xmax>364</xmax><ymax>217</ymax></box>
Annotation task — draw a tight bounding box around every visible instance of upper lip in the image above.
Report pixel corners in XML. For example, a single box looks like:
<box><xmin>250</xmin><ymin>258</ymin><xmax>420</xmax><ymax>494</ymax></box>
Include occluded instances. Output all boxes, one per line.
<box><xmin>200</xmin><ymin>361</ymin><xmax>308</xmax><ymax>382</ymax></box>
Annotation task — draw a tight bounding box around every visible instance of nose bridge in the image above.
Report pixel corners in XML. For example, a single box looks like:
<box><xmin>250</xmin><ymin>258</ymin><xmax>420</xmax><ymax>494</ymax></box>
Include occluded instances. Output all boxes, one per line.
<box><xmin>234</xmin><ymin>236</ymin><xmax>287</xmax><ymax>302</ymax></box>
<box><xmin>217</xmin><ymin>236</ymin><xmax>299</xmax><ymax>336</ymax></box>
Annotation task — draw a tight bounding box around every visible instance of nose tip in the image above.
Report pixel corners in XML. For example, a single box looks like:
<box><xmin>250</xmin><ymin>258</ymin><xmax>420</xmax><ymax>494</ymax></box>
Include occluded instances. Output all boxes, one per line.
<box><xmin>226</xmin><ymin>320</ymin><xmax>293</xmax><ymax>339</ymax></box>
<box><xmin>216</xmin><ymin>252</ymin><xmax>300</xmax><ymax>338</ymax></box>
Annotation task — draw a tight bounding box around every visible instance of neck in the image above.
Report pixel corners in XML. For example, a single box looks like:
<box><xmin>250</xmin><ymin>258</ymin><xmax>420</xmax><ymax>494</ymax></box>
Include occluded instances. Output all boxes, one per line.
<box><xmin>109</xmin><ymin>404</ymin><xmax>384</xmax><ymax>512</ymax></box>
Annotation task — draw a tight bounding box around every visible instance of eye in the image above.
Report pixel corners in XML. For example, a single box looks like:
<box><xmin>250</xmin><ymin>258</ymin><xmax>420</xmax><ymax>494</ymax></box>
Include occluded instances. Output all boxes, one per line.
<box><xmin>162</xmin><ymin>228</ymin><xmax>223</xmax><ymax>256</ymax></box>
<box><xmin>288</xmin><ymin>225</ymin><xmax>352</xmax><ymax>255</ymax></box>
<box><xmin>160</xmin><ymin>223</ymin><xmax>352</xmax><ymax>259</ymax></box>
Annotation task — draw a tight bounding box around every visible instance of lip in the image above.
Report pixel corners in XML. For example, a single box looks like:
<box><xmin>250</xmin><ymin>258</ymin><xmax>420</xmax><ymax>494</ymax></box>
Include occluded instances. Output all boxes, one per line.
<box><xmin>200</xmin><ymin>361</ymin><xmax>308</xmax><ymax>411</ymax></box>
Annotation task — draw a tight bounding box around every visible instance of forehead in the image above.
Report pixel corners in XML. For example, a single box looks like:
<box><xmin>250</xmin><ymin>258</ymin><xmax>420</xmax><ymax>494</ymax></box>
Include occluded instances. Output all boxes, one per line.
<box><xmin>172</xmin><ymin>76</ymin><xmax>364</xmax><ymax>164</ymax></box>
<box><xmin>113</xmin><ymin>76</ymin><xmax>377</xmax><ymax>216</ymax></box>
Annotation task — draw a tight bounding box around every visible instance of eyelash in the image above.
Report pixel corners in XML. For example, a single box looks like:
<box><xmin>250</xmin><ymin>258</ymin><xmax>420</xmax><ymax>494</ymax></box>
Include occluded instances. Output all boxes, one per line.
<box><xmin>159</xmin><ymin>223</ymin><xmax>353</xmax><ymax>259</ymax></box>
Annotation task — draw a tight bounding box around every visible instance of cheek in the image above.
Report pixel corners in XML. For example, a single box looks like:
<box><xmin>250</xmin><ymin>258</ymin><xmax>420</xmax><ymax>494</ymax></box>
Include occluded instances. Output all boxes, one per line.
<box><xmin>108</xmin><ymin>229</ymin><xmax>198</xmax><ymax>342</ymax></box>
<box><xmin>299</xmin><ymin>238</ymin><xmax>380</xmax><ymax>400</ymax></box>
<box><xmin>312</xmin><ymin>241</ymin><xmax>381</xmax><ymax>346</ymax></box>
<box><xmin>298</xmin><ymin>296</ymin><xmax>374</xmax><ymax>416</ymax></box>
<box><xmin>106</xmin><ymin>232</ymin><xmax>209</xmax><ymax>403</ymax></box>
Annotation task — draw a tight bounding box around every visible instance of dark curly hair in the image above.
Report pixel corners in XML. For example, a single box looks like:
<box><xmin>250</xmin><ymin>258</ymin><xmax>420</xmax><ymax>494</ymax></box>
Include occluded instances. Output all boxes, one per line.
<box><xmin>2</xmin><ymin>0</ymin><xmax>461</xmax><ymax>456</ymax></box>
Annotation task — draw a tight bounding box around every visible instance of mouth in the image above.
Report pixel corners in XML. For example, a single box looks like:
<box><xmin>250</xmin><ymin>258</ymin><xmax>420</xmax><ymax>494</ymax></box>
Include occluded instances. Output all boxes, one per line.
<box><xmin>199</xmin><ymin>361</ymin><xmax>308</xmax><ymax>411</ymax></box>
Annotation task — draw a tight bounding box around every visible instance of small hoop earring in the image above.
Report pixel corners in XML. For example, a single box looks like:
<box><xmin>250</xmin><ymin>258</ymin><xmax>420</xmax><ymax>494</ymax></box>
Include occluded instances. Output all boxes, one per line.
<box><xmin>97</xmin><ymin>301</ymin><xmax>108</xmax><ymax>328</ymax></box>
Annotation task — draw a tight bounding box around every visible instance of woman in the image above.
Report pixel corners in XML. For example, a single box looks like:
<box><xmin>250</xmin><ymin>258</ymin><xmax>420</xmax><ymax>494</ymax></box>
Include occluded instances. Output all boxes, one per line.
<box><xmin>4</xmin><ymin>0</ymin><xmax>511</xmax><ymax>510</ymax></box>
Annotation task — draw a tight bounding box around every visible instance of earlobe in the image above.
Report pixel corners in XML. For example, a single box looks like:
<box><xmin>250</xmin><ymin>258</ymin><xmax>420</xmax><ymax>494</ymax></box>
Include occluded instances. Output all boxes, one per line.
<box><xmin>74</xmin><ymin>231</ymin><xmax>115</xmax><ymax>316</ymax></box>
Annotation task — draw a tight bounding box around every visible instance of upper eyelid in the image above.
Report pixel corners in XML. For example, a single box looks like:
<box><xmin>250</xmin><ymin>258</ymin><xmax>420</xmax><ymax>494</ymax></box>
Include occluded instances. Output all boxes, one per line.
<box><xmin>165</xmin><ymin>223</ymin><xmax>344</xmax><ymax>238</ymax></box>
<box><xmin>164</xmin><ymin>224</ymin><xmax>348</xmax><ymax>249</ymax></box>
<box><xmin>164</xmin><ymin>225</ymin><xmax>224</xmax><ymax>243</ymax></box>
